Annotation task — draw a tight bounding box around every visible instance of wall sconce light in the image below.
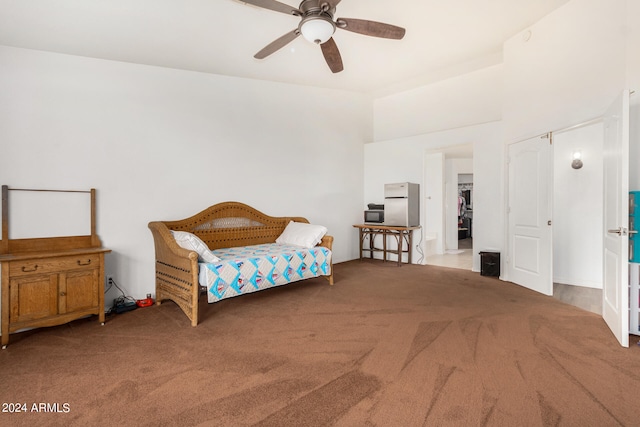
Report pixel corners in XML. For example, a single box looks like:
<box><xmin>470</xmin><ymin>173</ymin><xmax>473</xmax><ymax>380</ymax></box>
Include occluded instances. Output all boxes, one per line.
<box><xmin>571</xmin><ymin>151</ymin><xmax>583</xmax><ymax>169</ymax></box>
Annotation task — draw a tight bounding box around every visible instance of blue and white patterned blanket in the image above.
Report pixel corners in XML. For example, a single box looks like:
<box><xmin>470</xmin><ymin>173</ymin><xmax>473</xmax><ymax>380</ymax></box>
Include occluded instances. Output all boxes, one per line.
<box><xmin>198</xmin><ymin>243</ymin><xmax>332</xmax><ymax>303</ymax></box>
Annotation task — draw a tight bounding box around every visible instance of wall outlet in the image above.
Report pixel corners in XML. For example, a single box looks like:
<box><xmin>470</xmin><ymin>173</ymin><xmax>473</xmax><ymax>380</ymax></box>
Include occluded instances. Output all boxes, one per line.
<box><xmin>106</xmin><ymin>275</ymin><xmax>114</xmax><ymax>286</ymax></box>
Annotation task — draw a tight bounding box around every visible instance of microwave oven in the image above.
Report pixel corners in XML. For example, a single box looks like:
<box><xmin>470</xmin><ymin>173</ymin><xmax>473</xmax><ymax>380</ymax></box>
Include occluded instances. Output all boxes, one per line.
<box><xmin>364</xmin><ymin>209</ymin><xmax>384</xmax><ymax>223</ymax></box>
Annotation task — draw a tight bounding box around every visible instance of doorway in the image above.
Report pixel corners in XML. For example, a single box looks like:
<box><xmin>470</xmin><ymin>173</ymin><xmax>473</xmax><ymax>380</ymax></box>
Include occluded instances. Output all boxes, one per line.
<box><xmin>456</xmin><ymin>173</ymin><xmax>473</xmax><ymax>261</ymax></box>
<box><xmin>551</xmin><ymin>121</ymin><xmax>604</xmax><ymax>315</ymax></box>
<box><xmin>424</xmin><ymin>145</ymin><xmax>474</xmax><ymax>271</ymax></box>
<box><xmin>506</xmin><ymin>125</ymin><xmax>603</xmax><ymax>297</ymax></box>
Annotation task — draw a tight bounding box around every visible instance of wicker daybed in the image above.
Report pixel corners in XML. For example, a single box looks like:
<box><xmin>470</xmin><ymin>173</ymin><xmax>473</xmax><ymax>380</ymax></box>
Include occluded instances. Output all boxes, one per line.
<box><xmin>148</xmin><ymin>202</ymin><xmax>334</xmax><ymax>326</ymax></box>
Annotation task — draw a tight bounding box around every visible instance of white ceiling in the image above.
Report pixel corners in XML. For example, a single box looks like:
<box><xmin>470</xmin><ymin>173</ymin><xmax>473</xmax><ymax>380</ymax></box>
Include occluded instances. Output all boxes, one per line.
<box><xmin>0</xmin><ymin>0</ymin><xmax>569</xmax><ymax>95</ymax></box>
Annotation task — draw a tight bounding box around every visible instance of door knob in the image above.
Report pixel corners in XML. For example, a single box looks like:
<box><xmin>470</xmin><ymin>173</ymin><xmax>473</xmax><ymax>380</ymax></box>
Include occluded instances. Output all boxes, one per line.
<box><xmin>608</xmin><ymin>227</ymin><xmax>628</xmax><ymax>236</ymax></box>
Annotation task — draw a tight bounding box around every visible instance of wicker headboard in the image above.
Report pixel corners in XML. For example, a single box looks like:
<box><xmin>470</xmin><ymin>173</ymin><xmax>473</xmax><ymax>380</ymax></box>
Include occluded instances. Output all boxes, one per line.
<box><xmin>161</xmin><ymin>201</ymin><xmax>309</xmax><ymax>250</ymax></box>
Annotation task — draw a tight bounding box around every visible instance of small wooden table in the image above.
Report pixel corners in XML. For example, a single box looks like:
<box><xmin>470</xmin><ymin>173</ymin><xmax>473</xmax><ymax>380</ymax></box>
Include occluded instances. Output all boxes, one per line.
<box><xmin>353</xmin><ymin>224</ymin><xmax>420</xmax><ymax>266</ymax></box>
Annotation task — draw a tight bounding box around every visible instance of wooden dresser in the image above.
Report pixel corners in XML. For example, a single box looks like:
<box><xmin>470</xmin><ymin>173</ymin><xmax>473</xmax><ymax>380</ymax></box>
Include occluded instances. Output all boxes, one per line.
<box><xmin>0</xmin><ymin>186</ymin><xmax>111</xmax><ymax>348</ymax></box>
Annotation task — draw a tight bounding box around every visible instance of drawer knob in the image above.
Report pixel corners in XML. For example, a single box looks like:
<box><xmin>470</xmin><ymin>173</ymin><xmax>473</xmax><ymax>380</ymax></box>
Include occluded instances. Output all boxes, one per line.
<box><xmin>77</xmin><ymin>259</ymin><xmax>92</xmax><ymax>266</ymax></box>
<box><xmin>21</xmin><ymin>265</ymin><xmax>38</xmax><ymax>272</ymax></box>
<box><xmin>60</xmin><ymin>292</ymin><xmax>66</xmax><ymax>297</ymax></box>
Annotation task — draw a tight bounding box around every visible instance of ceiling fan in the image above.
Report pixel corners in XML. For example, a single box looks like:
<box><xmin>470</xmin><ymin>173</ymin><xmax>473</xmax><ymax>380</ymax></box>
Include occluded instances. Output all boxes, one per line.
<box><xmin>238</xmin><ymin>0</ymin><xmax>406</xmax><ymax>73</ymax></box>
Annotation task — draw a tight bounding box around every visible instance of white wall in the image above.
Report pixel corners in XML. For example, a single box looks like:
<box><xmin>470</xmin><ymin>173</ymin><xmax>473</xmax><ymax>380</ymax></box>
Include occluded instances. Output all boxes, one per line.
<box><xmin>373</xmin><ymin>64</ymin><xmax>503</xmax><ymax>142</ymax></box>
<box><xmin>553</xmin><ymin>122</ymin><xmax>604</xmax><ymax>288</ymax></box>
<box><xmin>502</xmin><ymin>0</ymin><xmax>627</xmax><ymax>143</ymax></box>
<box><xmin>0</xmin><ymin>46</ymin><xmax>370</xmax><ymax>307</ymax></box>
<box><xmin>472</xmin><ymin>136</ymin><xmax>504</xmax><ymax>267</ymax></box>
<box><xmin>423</xmin><ymin>152</ymin><xmax>445</xmax><ymax>256</ymax></box>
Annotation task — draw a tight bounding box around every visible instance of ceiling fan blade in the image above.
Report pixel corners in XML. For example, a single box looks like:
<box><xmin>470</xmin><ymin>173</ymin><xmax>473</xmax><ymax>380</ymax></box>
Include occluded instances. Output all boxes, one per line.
<box><xmin>336</xmin><ymin>18</ymin><xmax>406</xmax><ymax>39</ymax></box>
<box><xmin>254</xmin><ymin>29</ymin><xmax>300</xmax><ymax>59</ymax></box>
<box><xmin>239</xmin><ymin>0</ymin><xmax>300</xmax><ymax>16</ymax></box>
<box><xmin>320</xmin><ymin>37</ymin><xmax>344</xmax><ymax>73</ymax></box>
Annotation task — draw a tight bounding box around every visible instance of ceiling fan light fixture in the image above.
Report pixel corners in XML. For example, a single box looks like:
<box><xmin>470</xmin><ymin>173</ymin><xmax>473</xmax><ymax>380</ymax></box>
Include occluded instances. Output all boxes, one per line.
<box><xmin>300</xmin><ymin>16</ymin><xmax>335</xmax><ymax>44</ymax></box>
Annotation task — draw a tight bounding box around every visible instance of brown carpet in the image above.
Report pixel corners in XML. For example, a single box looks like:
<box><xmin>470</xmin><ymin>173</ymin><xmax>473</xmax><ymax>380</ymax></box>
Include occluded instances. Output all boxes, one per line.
<box><xmin>2</xmin><ymin>260</ymin><xmax>640</xmax><ymax>426</ymax></box>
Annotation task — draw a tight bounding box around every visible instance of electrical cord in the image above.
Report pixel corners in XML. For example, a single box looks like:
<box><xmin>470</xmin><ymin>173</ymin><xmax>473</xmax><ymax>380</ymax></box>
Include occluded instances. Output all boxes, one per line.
<box><xmin>104</xmin><ymin>277</ymin><xmax>136</xmax><ymax>315</ymax></box>
<box><xmin>414</xmin><ymin>225</ymin><xmax>424</xmax><ymax>264</ymax></box>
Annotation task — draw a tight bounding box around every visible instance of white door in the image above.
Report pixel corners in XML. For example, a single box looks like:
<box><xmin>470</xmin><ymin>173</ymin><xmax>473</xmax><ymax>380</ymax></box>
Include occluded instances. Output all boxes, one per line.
<box><xmin>424</xmin><ymin>152</ymin><xmax>445</xmax><ymax>255</ymax></box>
<box><xmin>602</xmin><ymin>90</ymin><xmax>630</xmax><ymax>347</ymax></box>
<box><xmin>507</xmin><ymin>135</ymin><xmax>553</xmax><ymax>295</ymax></box>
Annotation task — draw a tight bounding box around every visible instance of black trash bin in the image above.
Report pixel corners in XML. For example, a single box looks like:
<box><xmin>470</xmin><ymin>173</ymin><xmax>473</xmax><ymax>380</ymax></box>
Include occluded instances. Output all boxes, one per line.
<box><xmin>479</xmin><ymin>251</ymin><xmax>500</xmax><ymax>277</ymax></box>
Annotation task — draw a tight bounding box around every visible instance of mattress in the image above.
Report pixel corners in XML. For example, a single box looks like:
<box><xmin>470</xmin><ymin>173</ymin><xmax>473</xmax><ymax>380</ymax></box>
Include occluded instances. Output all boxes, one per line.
<box><xmin>199</xmin><ymin>243</ymin><xmax>332</xmax><ymax>303</ymax></box>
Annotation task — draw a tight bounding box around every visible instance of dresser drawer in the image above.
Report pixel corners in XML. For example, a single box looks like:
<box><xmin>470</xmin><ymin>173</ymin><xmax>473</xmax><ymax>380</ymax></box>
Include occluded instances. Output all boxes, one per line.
<box><xmin>9</xmin><ymin>254</ymin><xmax>100</xmax><ymax>277</ymax></box>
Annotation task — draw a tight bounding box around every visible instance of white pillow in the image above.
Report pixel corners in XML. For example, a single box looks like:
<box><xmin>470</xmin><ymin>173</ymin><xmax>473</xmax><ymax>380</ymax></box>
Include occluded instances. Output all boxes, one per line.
<box><xmin>171</xmin><ymin>231</ymin><xmax>220</xmax><ymax>263</ymax></box>
<box><xmin>276</xmin><ymin>221</ymin><xmax>328</xmax><ymax>249</ymax></box>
